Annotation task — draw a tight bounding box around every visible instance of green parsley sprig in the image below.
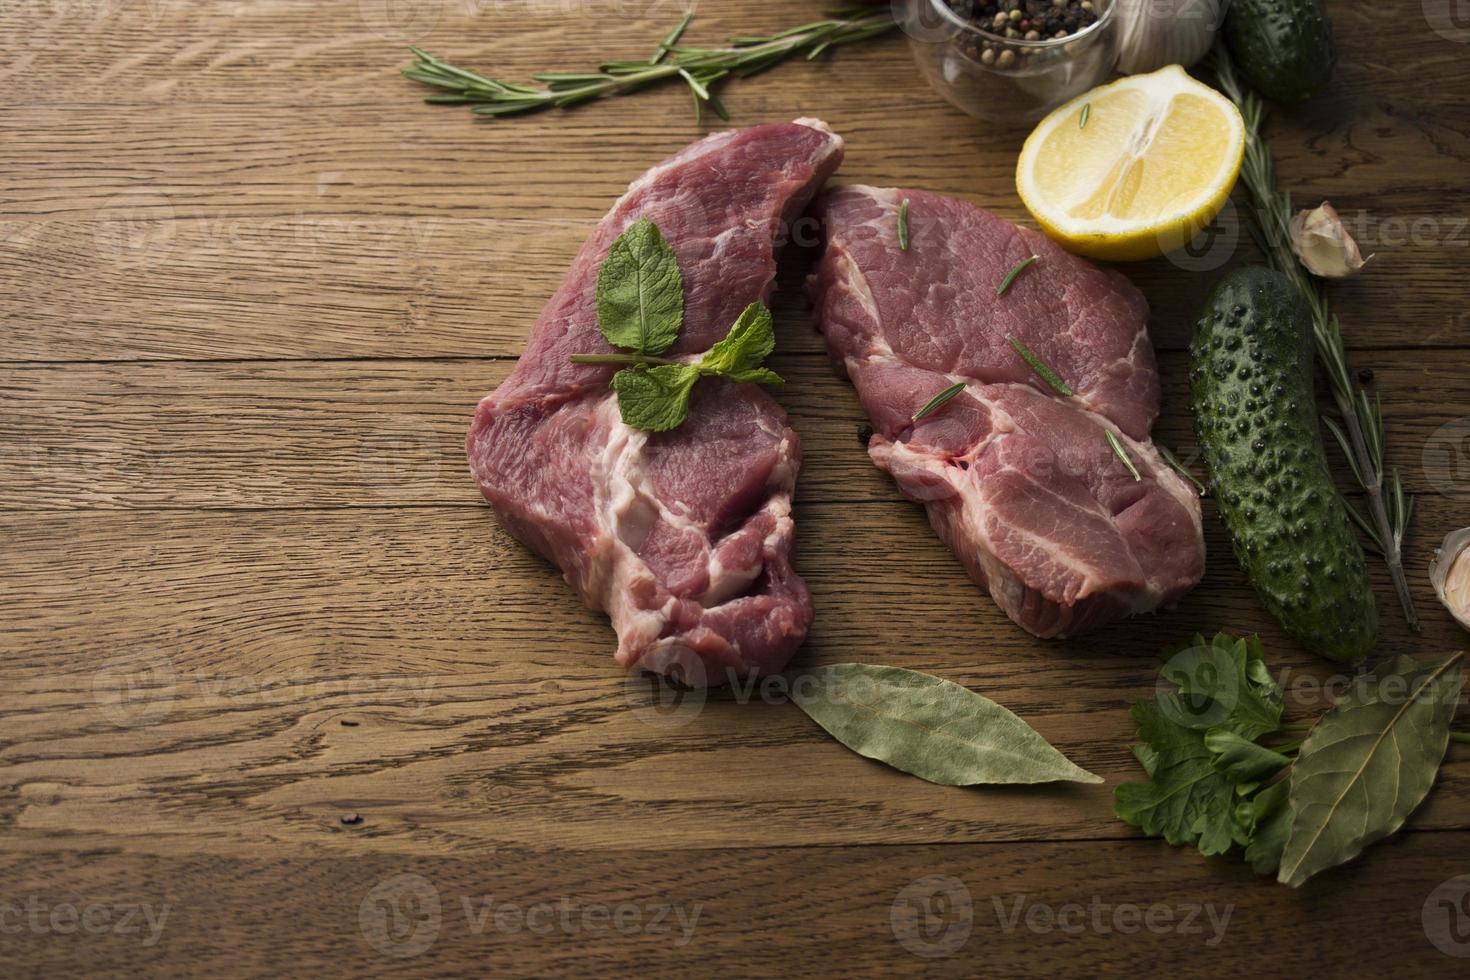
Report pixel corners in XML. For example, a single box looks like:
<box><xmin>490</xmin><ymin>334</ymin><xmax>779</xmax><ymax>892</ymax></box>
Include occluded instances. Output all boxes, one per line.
<box><xmin>569</xmin><ymin>218</ymin><xmax>782</xmax><ymax>432</ymax></box>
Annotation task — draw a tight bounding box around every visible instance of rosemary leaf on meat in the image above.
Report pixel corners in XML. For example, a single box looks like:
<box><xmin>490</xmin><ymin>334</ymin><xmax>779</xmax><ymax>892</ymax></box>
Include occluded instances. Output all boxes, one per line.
<box><xmin>1159</xmin><ymin>445</ymin><xmax>1207</xmax><ymax>496</ymax></box>
<box><xmin>912</xmin><ymin>381</ymin><xmax>966</xmax><ymax>422</ymax></box>
<box><xmin>1006</xmin><ymin>335</ymin><xmax>1074</xmax><ymax>397</ymax></box>
<box><xmin>1079</xmin><ymin>102</ymin><xmax>1091</xmax><ymax>129</ymax></box>
<box><xmin>898</xmin><ymin>198</ymin><xmax>911</xmax><ymax>251</ymax></box>
<box><xmin>1107</xmin><ymin>431</ymin><xmax>1143</xmax><ymax>482</ymax></box>
<box><xmin>1209</xmin><ymin>42</ymin><xmax>1418</xmax><ymax>629</ymax></box>
<box><xmin>403</xmin><ymin>8</ymin><xmax>897</xmax><ymax>123</ymax></box>
<box><xmin>996</xmin><ymin>254</ymin><xmax>1039</xmax><ymax>296</ymax></box>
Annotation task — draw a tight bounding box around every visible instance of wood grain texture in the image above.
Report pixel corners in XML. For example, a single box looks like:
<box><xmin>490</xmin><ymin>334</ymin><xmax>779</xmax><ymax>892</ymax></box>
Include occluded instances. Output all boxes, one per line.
<box><xmin>4</xmin><ymin>0</ymin><xmax>1470</xmax><ymax>974</ymax></box>
<box><xmin>2</xmin><ymin>835</ymin><xmax>1468</xmax><ymax>977</ymax></box>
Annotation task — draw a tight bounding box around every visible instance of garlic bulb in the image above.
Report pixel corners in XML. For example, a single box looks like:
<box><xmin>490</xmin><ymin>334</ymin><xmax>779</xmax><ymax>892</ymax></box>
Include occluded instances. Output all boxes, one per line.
<box><xmin>1429</xmin><ymin>527</ymin><xmax>1470</xmax><ymax>631</ymax></box>
<box><xmin>1290</xmin><ymin>201</ymin><xmax>1372</xmax><ymax>278</ymax></box>
<box><xmin>1114</xmin><ymin>0</ymin><xmax>1226</xmax><ymax>75</ymax></box>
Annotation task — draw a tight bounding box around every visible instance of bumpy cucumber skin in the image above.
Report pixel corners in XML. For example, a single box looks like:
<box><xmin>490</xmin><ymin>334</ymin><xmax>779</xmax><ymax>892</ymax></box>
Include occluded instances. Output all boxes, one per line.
<box><xmin>1224</xmin><ymin>0</ymin><xmax>1336</xmax><ymax>105</ymax></box>
<box><xmin>1189</xmin><ymin>267</ymin><xmax>1376</xmax><ymax>661</ymax></box>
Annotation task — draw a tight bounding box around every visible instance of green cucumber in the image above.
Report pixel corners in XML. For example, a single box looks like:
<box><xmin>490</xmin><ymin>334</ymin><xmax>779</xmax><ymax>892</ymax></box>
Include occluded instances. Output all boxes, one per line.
<box><xmin>1189</xmin><ymin>266</ymin><xmax>1376</xmax><ymax>661</ymax></box>
<box><xmin>1224</xmin><ymin>0</ymin><xmax>1336</xmax><ymax>105</ymax></box>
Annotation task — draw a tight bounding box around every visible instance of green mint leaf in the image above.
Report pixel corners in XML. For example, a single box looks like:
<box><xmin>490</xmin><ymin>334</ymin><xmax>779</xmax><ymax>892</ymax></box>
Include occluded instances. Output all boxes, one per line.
<box><xmin>596</xmin><ymin>218</ymin><xmax>684</xmax><ymax>356</ymax></box>
<box><xmin>697</xmin><ymin>302</ymin><xmax>775</xmax><ymax>377</ymax></box>
<box><xmin>610</xmin><ymin>364</ymin><xmax>699</xmax><ymax>432</ymax></box>
<box><xmin>726</xmin><ymin>367</ymin><xmax>784</xmax><ymax>386</ymax></box>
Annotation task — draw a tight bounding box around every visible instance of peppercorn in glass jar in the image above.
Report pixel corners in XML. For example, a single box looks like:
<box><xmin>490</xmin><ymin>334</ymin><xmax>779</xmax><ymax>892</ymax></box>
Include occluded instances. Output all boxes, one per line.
<box><xmin>902</xmin><ymin>0</ymin><xmax>1118</xmax><ymax>124</ymax></box>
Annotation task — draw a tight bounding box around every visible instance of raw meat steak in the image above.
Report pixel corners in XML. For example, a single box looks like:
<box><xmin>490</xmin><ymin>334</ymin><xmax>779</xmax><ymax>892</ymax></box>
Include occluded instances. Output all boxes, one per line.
<box><xmin>809</xmin><ymin>186</ymin><xmax>1204</xmax><ymax>637</ymax></box>
<box><xmin>467</xmin><ymin>120</ymin><xmax>844</xmax><ymax>685</ymax></box>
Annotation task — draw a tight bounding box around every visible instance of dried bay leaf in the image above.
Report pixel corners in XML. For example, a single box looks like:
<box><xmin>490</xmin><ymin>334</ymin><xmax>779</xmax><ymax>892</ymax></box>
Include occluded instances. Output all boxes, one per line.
<box><xmin>1277</xmin><ymin>652</ymin><xmax>1465</xmax><ymax>887</ymax></box>
<box><xmin>790</xmin><ymin>663</ymin><xmax>1101</xmax><ymax>786</ymax></box>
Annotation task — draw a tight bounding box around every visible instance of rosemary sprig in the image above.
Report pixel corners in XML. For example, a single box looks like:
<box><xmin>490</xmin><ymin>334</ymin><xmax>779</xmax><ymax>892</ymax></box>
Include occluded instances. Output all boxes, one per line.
<box><xmin>404</xmin><ymin>9</ymin><xmax>897</xmax><ymax>123</ymax></box>
<box><xmin>913</xmin><ymin>381</ymin><xmax>966</xmax><ymax>422</ymax></box>
<box><xmin>1209</xmin><ymin>44</ymin><xmax>1418</xmax><ymax>629</ymax></box>
<box><xmin>996</xmin><ymin>255</ymin><xmax>1039</xmax><ymax>296</ymax></box>
<box><xmin>1107</xmin><ymin>430</ymin><xmax>1142</xmax><ymax>482</ymax></box>
<box><xmin>1159</xmin><ymin>445</ymin><xmax>1207</xmax><ymax>496</ymax></box>
<box><xmin>1007</xmin><ymin>335</ymin><xmax>1073</xmax><ymax>397</ymax></box>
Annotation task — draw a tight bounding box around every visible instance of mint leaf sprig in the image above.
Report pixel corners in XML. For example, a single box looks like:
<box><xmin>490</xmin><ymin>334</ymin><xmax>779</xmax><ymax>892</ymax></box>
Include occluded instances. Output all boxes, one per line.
<box><xmin>569</xmin><ymin>218</ymin><xmax>783</xmax><ymax>432</ymax></box>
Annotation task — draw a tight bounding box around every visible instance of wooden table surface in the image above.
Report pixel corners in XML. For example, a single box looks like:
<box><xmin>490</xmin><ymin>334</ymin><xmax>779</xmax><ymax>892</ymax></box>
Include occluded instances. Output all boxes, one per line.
<box><xmin>4</xmin><ymin>1</ymin><xmax>1470</xmax><ymax>975</ymax></box>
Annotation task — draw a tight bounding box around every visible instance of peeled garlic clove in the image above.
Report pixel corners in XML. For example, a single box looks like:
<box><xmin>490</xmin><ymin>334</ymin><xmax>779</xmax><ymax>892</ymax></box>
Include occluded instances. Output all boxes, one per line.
<box><xmin>1290</xmin><ymin>202</ymin><xmax>1372</xmax><ymax>278</ymax></box>
<box><xmin>1429</xmin><ymin>527</ymin><xmax>1470</xmax><ymax>631</ymax></box>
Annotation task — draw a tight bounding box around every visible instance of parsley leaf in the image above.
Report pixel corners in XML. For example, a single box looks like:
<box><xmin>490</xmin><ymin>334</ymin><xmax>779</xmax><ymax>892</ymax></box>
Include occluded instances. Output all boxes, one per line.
<box><xmin>1114</xmin><ymin>634</ymin><xmax>1289</xmax><ymax>858</ymax></box>
<box><xmin>1241</xmin><ymin>779</ymin><xmax>1291</xmax><ymax>875</ymax></box>
<box><xmin>595</xmin><ymin>218</ymin><xmax>684</xmax><ymax>356</ymax></box>
<box><xmin>1115</xmin><ymin>699</ymin><xmax>1254</xmax><ymax>856</ymax></box>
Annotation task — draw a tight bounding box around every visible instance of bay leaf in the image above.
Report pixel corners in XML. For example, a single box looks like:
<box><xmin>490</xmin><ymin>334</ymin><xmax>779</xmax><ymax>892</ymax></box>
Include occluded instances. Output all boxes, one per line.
<box><xmin>1276</xmin><ymin>651</ymin><xmax>1465</xmax><ymax>887</ymax></box>
<box><xmin>789</xmin><ymin>663</ymin><xmax>1102</xmax><ymax>785</ymax></box>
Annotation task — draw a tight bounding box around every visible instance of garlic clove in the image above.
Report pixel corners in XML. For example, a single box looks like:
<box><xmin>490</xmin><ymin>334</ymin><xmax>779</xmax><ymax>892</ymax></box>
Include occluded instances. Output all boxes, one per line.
<box><xmin>1290</xmin><ymin>201</ymin><xmax>1372</xmax><ymax>279</ymax></box>
<box><xmin>1114</xmin><ymin>0</ymin><xmax>1224</xmax><ymax>75</ymax></box>
<box><xmin>1429</xmin><ymin>527</ymin><xmax>1470</xmax><ymax>631</ymax></box>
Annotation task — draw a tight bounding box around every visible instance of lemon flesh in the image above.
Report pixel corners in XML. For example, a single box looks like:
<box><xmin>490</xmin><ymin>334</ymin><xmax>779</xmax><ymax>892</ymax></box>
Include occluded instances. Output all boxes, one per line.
<box><xmin>1017</xmin><ymin>66</ymin><xmax>1245</xmax><ymax>262</ymax></box>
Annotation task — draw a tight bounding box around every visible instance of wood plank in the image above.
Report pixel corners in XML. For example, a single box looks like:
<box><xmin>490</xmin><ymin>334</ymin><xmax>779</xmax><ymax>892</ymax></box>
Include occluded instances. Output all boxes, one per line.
<box><xmin>2</xmin><ymin>836</ymin><xmax>1467</xmax><ymax>976</ymax></box>
<box><xmin>2</xmin><ymin>349</ymin><xmax>1462</xmax><ymax>511</ymax></box>
<box><xmin>4</xmin><ymin>502</ymin><xmax>1466</xmax><ymax>855</ymax></box>
<box><xmin>3</xmin><ymin>8</ymin><xmax>1468</xmax><ymax>360</ymax></box>
<box><xmin>6</xmin><ymin>2</ymin><xmax>1470</xmax><ymax>974</ymax></box>
<box><xmin>3</xmin><ymin>0</ymin><xmax>1463</xmax><ymax>109</ymax></box>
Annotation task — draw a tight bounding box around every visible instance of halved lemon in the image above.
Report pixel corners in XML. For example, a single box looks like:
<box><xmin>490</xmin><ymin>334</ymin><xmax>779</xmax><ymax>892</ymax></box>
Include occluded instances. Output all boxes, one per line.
<box><xmin>1016</xmin><ymin>65</ymin><xmax>1245</xmax><ymax>262</ymax></box>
